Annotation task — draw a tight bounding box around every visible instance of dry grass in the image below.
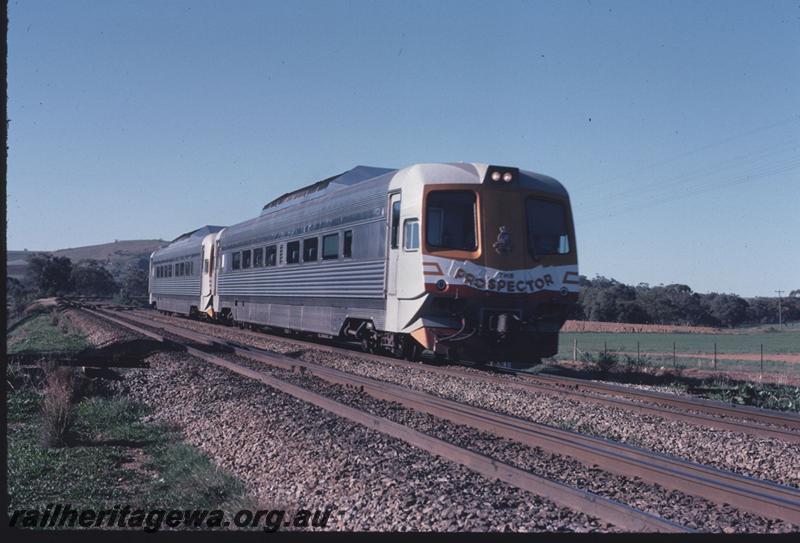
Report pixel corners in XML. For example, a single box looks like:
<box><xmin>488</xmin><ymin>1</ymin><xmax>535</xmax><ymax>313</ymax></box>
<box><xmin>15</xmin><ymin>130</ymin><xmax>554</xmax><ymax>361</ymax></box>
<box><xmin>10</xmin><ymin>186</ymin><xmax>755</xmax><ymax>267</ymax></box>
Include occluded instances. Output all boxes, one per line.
<box><xmin>39</xmin><ymin>364</ymin><xmax>77</xmax><ymax>448</ymax></box>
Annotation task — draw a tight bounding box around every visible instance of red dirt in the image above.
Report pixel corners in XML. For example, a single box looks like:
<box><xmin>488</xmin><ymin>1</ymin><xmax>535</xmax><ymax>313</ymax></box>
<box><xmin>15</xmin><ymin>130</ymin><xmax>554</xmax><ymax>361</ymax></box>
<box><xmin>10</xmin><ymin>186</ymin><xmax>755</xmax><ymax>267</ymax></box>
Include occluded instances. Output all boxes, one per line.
<box><xmin>562</xmin><ymin>320</ymin><xmax>726</xmax><ymax>334</ymax></box>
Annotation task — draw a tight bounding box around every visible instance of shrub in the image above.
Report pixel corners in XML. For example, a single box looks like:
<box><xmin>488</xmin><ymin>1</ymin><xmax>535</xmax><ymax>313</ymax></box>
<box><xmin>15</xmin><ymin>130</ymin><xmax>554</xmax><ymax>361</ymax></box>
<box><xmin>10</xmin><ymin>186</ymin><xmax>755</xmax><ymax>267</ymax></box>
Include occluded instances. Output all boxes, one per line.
<box><xmin>581</xmin><ymin>351</ymin><xmax>619</xmax><ymax>373</ymax></box>
<box><xmin>40</xmin><ymin>365</ymin><xmax>76</xmax><ymax>447</ymax></box>
<box><xmin>623</xmin><ymin>354</ymin><xmax>649</xmax><ymax>373</ymax></box>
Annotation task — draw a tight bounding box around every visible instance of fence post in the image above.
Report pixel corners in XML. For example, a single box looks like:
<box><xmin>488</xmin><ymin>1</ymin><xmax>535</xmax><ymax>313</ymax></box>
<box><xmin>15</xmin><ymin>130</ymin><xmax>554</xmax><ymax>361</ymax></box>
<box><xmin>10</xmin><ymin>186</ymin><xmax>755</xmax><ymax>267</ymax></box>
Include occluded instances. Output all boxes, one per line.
<box><xmin>637</xmin><ymin>341</ymin><xmax>640</xmax><ymax>364</ymax></box>
<box><xmin>573</xmin><ymin>338</ymin><xmax>577</xmax><ymax>363</ymax></box>
<box><xmin>604</xmin><ymin>341</ymin><xmax>607</xmax><ymax>356</ymax></box>
<box><xmin>714</xmin><ymin>342</ymin><xmax>717</xmax><ymax>370</ymax></box>
<box><xmin>761</xmin><ymin>344</ymin><xmax>764</xmax><ymax>374</ymax></box>
<box><xmin>673</xmin><ymin>342</ymin><xmax>676</xmax><ymax>368</ymax></box>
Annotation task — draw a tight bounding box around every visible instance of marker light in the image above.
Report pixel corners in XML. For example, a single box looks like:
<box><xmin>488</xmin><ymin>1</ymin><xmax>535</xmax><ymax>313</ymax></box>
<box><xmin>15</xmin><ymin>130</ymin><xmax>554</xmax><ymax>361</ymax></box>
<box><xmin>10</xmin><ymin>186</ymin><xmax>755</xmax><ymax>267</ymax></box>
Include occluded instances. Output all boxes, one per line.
<box><xmin>491</xmin><ymin>171</ymin><xmax>502</xmax><ymax>182</ymax></box>
<box><xmin>436</xmin><ymin>279</ymin><xmax>447</xmax><ymax>291</ymax></box>
<box><xmin>502</xmin><ymin>172</ymin><xmax>513</xmax><ymax>182</ymax></box>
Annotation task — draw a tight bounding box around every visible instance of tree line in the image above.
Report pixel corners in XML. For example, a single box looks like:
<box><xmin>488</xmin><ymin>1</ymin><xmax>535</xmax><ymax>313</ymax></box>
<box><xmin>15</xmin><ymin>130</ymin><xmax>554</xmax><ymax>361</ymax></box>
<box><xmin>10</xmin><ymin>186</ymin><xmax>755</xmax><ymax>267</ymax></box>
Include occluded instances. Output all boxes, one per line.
<box><xmin>9</xmin><ymin>258</ymin><xmax>798</xmax><ymax>328</ymax></box>
<box><xmin>570</xmin><ymin>276</ymin><xmax>800</xmax><ymax>327</ymax></box>
<box><xmin>8</xmin><ymin>255</ymin><xmax>150</xmax><ymax>314</ymax></box>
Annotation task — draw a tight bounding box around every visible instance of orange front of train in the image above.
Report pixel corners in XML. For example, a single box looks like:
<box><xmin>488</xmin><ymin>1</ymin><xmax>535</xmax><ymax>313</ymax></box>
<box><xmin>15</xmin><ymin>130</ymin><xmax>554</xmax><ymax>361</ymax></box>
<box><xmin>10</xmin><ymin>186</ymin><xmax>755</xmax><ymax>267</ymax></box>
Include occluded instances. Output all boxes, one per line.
<box><xmin>411</xmin><ymin>164</ymin><xmax>579</xmax><ymax>363</ymax></box>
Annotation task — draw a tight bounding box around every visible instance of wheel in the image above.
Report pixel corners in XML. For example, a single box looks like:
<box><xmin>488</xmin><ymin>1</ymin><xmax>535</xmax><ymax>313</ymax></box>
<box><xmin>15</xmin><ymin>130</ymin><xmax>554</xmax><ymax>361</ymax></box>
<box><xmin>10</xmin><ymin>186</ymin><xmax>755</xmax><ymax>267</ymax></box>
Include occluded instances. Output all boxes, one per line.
<box><xmin>403</xmin><ymin>342</ymin><xmax>422</xmax><ymax>362</ymax></box>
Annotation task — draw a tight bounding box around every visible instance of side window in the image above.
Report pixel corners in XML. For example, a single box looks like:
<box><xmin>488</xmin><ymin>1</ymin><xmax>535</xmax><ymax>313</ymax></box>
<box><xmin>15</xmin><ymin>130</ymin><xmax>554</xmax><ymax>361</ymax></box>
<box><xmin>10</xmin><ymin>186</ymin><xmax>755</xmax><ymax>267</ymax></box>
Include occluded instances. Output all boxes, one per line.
<box><xmin>322</xmin><ymin>233</ymin><xmax>339</xmax><ymax>260</ymax></box>
<box><xmin>343</xmin><ymin>230</ymin><xmax>353</xmax><ymax>258</ymax></box>
<box><xmin>303</xmin><ymin>237</ymin><xmax>318</xmax><ymax>262</ymax></box>
<box><xmin>168</xmin><ymin>265</ymin><xmax>173</xmax><ymax>277</ymax></box>
<box><xmin>189</xmin><ymin>261</ymin><xmax>193</xmax><ymax>275</ymax></box>
<box><xmin>390</xmin><ymin>200</ymin><xmax>401</xmax><ymax>249</ymax></box>
<box><xmin>253</xmin><ymin>247</ymin><xmax>264</xmax><ymax>267</ymax></box>
<box><xmin>403</xmin><ymin>219</ymin><xmax>420</xmax><ymax>251</ymax></box>
<box><xmin>232</xmin><ymin>252</ymin><xmax>241</xmax><ymax>270</ymax></box>
<box><xmin>179</xmin><ymin>263</ymin><xmax>185</xmax><ymax>276</ymax></box>
<box><xmin>242</xmin><ymin>249</ymin><xmax>252</xmax><ymax>269</ymax></box>
<box><xmin>204</xmin><ymin>259</ymin><xmax>209</xmax><ymax>273</ymax></box>
<box><xmin>266</xmin><ymin>245</ymin><xmax>277</xmax><ymax>266</ymax></box>
<box><xmin>287</xmin><ymin>241</ymin><xmax>300</xmax><ymax>264</ymax></box>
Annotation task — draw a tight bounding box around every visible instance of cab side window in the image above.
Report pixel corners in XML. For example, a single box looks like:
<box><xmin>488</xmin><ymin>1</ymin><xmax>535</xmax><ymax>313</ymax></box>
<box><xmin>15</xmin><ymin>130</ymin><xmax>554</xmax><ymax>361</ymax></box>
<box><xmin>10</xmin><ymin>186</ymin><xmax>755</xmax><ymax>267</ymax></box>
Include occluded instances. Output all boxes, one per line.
<box><xmin>403</xmin><ymin>219</ymin><xmax>419</xmax><ymax>251</ymax></box>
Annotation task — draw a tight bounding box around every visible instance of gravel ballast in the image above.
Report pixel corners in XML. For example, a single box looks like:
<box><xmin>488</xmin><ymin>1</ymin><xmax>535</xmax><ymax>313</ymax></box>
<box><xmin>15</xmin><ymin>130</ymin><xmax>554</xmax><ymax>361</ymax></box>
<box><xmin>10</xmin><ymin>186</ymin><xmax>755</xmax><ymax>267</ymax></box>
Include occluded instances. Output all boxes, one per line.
<box><xmin>138</xmin><ymin>313</ymin><xmax>800</xmax><ymax>490</ymax></box>
<box><xmin>121</xmin><ymin>353</ymin><xmax>616</xmax><ymax>532</ymax></box>
<box><xmin>221</xmin><ymin>351</ymin><xmax>796</xmax><ymax>533</ymax></box>
<box><xmin>62</xmin><ymin>308</ymin><xmax>141</xmax><ymax>348</ymax></box>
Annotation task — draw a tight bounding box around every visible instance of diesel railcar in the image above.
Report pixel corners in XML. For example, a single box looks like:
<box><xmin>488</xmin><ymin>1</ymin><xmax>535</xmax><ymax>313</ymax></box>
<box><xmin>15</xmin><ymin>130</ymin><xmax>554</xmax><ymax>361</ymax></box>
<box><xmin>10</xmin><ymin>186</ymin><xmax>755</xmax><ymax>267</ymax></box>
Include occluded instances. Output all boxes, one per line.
<box><xmin>148</xmin><ymin>225</ymin><xmax>225</xmax><ymax>316</ymax></box>
<box><xmin>149</xmin><ymin>163</ymin><xmax>579</xmax><ymax>363</ymax></box>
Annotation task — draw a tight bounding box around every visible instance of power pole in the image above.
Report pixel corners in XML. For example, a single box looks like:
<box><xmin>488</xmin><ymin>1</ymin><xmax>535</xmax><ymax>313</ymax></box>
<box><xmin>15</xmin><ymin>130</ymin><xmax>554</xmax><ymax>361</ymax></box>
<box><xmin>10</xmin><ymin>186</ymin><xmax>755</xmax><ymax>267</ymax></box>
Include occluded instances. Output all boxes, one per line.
<box><xmin>776</xmin><ymin>290</ymin><xmax>783</xmax><ymax>327</ymax></box>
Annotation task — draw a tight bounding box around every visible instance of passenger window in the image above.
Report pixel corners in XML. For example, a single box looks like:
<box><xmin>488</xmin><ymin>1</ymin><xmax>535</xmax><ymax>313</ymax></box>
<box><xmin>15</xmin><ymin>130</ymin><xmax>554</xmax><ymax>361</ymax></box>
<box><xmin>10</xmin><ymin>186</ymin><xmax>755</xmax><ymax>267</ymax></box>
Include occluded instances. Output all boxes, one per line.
<box><xmin>303</xmin><ymin>237</ymin><xmax>318</xmax><ymax>262</ymax></box>
<box><xmin>287</xmin><ymin>241</ymin><xmax>300</xmax><ymax>264</ymax></box>
<box><xmin>168</xmin><ymin>265</ymin><xmax>172</xmax><ymax>277</ymax></box>
<box><xmin>403</xmin><ymin>219</ymin><xmax>420</xmax><ymax>251</ymax></box>
<box><xmin>390</xmin><ymin>200</ymin><xmax>401</xmax><ymax>249</ymax></box>
<box><xmin>242</xmin><ymin>250</ymin><xmax>252</xmax><ymax>269</ymax></box>
<box><xmin>179</xmin><ymin>263</ymin><xmax>185</xmax><ymax>276</ymax></box>
<box><xmin>253</xmin><ymin>247</ymin><xmax>264</xmax><ymax>267</ymax></box>
<box><xmin>322</xmin><ymin>233</ymin><xmax>339</xmax><ymax>260</ymax></box>
<box><xmin>343</xmin><ymin>230</ymin><xmax>353</xmax><ymax>258</ymax></box>
<box><xmin>232</xmin><ymin>252</ymin><xmax>241</xmax><ymax>270</ymax></box>
<box><xmin>266</xmin><ymin>245</ymin><xmax>277</xmax><ymax>266</ymax></box>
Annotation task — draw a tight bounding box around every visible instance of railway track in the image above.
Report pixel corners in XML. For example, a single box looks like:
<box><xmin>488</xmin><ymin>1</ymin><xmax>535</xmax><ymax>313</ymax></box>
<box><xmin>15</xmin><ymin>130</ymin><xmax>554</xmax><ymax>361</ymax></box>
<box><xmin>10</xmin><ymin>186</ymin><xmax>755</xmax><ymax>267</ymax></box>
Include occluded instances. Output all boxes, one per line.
<box><xmin>76</xmin><ymin>304</ymin><xmax>800</xmax><ymax>528</ymax></box>
<box><xmin>75</xmin><ymin>304</ymin><xmax>686</xmax><ymax>532</ymax></box>
<box><xmin>126</xmin><ymin>305</ymin><xmax>800</xmax><ymax>442</ymax></box>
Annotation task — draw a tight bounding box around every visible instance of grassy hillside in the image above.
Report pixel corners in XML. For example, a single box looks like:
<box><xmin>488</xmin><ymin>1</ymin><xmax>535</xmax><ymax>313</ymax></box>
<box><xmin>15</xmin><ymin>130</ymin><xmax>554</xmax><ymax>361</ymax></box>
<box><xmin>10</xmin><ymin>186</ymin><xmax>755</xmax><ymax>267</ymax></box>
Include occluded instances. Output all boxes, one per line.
<box><xmin>7</xmin><ymin>239</ymin><xmax>166</xmax><ymax>280</ymax></box>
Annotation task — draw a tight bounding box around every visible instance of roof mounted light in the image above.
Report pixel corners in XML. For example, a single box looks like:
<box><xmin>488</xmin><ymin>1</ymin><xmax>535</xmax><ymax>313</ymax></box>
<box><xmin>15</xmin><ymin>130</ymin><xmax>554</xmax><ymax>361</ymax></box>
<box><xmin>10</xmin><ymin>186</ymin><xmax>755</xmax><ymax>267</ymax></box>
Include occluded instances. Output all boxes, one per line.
<box><xmin>484</xmin><ymin>165</ymin><xmax>520</xmax><ymax>184</ymax></box>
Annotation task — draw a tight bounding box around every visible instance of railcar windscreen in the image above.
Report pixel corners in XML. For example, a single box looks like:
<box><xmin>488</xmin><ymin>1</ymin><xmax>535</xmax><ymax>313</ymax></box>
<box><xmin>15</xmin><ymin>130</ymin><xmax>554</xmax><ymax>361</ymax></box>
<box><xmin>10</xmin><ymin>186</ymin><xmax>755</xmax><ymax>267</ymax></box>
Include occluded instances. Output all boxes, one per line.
<box><xmin>426</xmin><ymin>191</ymin><xmax>477</xmax><ymax>251</ymax></box>
<box><xmin>526</xmin><ymin>198</ymin><xmax>570</xmax><ymax>256</ymax></box>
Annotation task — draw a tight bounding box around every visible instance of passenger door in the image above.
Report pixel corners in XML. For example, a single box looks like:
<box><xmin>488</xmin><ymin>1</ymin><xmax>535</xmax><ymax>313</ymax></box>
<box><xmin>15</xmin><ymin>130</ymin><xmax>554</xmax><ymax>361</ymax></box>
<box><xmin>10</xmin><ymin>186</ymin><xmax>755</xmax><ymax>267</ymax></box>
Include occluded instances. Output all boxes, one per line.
<box><xmin>200</xmin><ymin>233</ymin><xmax>217</xmax><ymax>313</ymax></box>
<box><xmin>386</xmin><ymin>192</ymin><xmax>401</xmax><ymax>297</ymax></box>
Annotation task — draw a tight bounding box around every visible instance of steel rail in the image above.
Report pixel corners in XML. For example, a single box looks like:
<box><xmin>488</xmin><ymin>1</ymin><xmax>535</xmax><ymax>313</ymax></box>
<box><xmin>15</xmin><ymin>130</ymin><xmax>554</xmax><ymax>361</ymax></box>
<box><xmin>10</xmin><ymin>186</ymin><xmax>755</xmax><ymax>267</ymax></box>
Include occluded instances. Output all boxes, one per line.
<box><xmin>84</xmin><ymin>305</ymin><xmax>800</xmax><ymax>525</ymax></box>
<box><xmin>127</xmin><ymin>306</ymin><xmax>800</xmax><ymax>441</ymax></box>
<box><xmin>520</xmin><ymin>373</ymin><xmax>800</xmax><ymax>431</ymax></box>
<box><xmin>76</xmin><ymin>306</ymin><xmax>689</xmax><ymax>532</ymax></box>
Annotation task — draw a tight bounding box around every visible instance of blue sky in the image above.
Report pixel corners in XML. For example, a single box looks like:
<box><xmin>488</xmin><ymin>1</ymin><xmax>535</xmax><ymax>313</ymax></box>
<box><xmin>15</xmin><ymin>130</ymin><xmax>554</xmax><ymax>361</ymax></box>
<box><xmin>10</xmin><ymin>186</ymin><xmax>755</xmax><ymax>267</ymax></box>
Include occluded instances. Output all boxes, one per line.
<box><xmin>8</xmin><ymin>0</ymin><xmax>799</xmax><ymax>297</ymax></box>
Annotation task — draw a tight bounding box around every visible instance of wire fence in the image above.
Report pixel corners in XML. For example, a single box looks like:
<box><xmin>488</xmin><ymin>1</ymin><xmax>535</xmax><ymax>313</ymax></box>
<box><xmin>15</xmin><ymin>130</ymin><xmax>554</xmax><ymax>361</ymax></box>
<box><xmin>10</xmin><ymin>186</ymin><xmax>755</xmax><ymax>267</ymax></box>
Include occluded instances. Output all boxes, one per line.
<box><xmin>560</xmin><ymin>336</ymin><xmax>800</xmax><ymax>377</ymax></box>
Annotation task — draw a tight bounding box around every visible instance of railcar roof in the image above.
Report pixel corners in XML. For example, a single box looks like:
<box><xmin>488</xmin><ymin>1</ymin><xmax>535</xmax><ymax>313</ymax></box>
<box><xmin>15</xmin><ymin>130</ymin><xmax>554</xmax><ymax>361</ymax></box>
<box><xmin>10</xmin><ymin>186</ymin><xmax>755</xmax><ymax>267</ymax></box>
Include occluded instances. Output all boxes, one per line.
<box><xmin>153</xmin><ymin>225</ymin><xmax>226</xmax><ymax>261</ymax></box>
<box><xmin>261</xmin><ymin>165</ymin><xmax>397</xmax><ymax>215</ymax></box>
<box><xmin>170</xmin><ymin>225</ymin><xmax>226</xmax><ymax>243</ymax></box>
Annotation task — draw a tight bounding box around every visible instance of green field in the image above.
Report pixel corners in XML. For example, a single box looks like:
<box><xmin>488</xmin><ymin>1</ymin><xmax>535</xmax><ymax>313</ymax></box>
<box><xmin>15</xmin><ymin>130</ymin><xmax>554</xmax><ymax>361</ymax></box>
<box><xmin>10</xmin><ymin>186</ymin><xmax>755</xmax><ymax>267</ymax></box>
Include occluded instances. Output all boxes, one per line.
<box><xmin>555</xmin><ymin>330</ymin><xmax>800</xmax><ymax>375</ymax></box>
<box><xmin>558</xmin><ymin>330</ymin><xmax>800</xmax><ymax>355</ymax></box>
